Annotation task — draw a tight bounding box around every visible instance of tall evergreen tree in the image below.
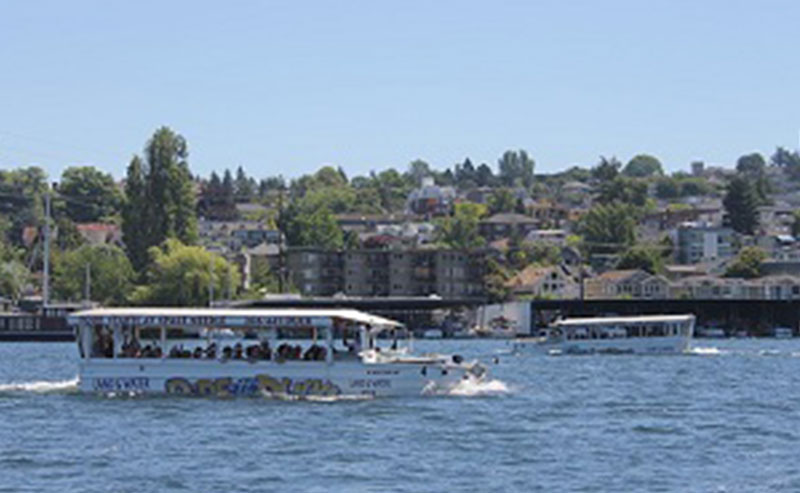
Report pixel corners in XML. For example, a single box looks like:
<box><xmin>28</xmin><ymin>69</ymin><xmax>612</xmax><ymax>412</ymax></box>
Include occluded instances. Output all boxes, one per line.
<box><xmin>122</xmin><ymin>127</ymin><xmax>198</xmax><ymax>273</ymax></box>
<box><xmin>723</xmin><ymin>176</ymin><xmax>759</xmax><ymax>235</ymax></box>
<box><xmin>122</xmin><ymin>156</ymin><xmax>149</xmax><ymax>272</ymax></box>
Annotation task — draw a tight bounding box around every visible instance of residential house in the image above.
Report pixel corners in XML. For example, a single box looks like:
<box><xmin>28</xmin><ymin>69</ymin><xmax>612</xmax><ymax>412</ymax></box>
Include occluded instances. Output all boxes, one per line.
<box><xmin>479</xmin><ymin>213</ymin><xmax>539</xmax><ymax>242</ymax></box>
<box><xmin>585</xmin><ymin>269</ymin><xmax>669</xmax><ymax>299</ymax></box>
<box><xmin>198</xmin><ymin>219</ymin><xmax>281</xmax><ymax>254</ymax></box>
<box><xmin>670</xmin><ymin>275</ymin><xmax>800</xmax><ymax>300</ymax></box>
<box><xmin>505</xmin><ymin>265</ymin><xmax>577</xmax><ymax>299</ymax></box>
<box><xmin>405</xmin><ymin>177</ymin><xmax>456</xmax><ymax>216</ymax></box>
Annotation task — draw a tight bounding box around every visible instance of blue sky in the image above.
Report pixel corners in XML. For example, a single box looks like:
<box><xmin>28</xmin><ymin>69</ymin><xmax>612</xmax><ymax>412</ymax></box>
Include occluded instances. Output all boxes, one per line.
<box><xmin>1</xmin><ymin>0</ymin><xmax>799</xmax><ymax>181</ymax></box>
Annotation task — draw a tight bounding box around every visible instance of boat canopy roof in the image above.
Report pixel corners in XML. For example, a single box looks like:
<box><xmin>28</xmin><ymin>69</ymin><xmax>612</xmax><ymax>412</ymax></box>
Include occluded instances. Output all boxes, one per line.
<box><xmin>554</xmin><ymin>314</ymin><xmax>695</xmax><ymax>327</ymax></box>
<box><xmin>67</xmin><ymin>307</ymin><xmax>404</xmax><ymax>330</ymax></box>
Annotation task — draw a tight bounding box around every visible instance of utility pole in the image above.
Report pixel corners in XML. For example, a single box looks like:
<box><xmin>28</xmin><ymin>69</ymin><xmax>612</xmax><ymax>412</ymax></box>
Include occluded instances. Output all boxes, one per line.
<box><xmin>84</xmin><ymin>262</ymin><xmax>91</xmax><ymax>303</ymax></box>
<box><xmin>208</xmin><ymin>259</ymin><xmax>214</xmax><ymax>307</ymax></box>
<box><xmin>277</xmin><ymin>185</ymin><xmax>285</xmax><ymax>294</ymax></box>
<box><xmin>43</xmin><ymin>190</ymin><xmax>51</xmax><ymax>307</ymax></box>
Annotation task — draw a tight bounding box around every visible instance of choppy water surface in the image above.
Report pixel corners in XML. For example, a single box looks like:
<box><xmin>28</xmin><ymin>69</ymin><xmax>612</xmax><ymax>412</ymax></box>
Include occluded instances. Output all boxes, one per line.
<box><xmin>3</xmin><ymin>339</ymin><xmax>800</xmax><ymax>492</ymax></box>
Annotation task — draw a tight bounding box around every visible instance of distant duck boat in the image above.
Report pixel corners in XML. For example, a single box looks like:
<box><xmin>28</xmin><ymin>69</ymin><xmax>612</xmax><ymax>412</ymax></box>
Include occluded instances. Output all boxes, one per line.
<box><xmin>67</xmin><ymin>307</ymin><xmax>487</xmax><ymax>397</ymax></box>
<box><xmin>513</xmin><ymin>314</ymin><xmax>695</xmax><ymax>355</ymax></box>
<box><xmin>773</xmin><ymin>327</ymin><xmax>793</xmax><ymax>339</ymax></box>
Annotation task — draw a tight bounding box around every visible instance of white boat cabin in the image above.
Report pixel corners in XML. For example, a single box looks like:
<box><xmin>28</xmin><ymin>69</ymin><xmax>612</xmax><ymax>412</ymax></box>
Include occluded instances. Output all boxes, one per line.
<box><xmin>548</xmin><ymin>315</ymin><xmax>695</xmax><ymax>341</ymax></box>
<box><xmin>71</xmin><ymin>307</ymin><xmax>405</xmax><ymax>364</ymax></box>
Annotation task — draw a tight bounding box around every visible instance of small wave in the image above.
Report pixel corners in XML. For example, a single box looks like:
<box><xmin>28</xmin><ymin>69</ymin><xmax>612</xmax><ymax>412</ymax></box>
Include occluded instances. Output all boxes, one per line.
<box><xmin>447</xmin><ymin>377</ymin><xmax>511</xmax><ymax>397</ymax></box>
<box><xmin>0</xmin><ymin>377</ymin><xmax>79</xmax><ymax>394</ymax></box>
<box><xmin>758</xmin><ymin>349</ymin><xmax>782</xmax><ymax>357</ymax></box>
<box><xmin>688</xmin><ymin>346</ymin><xmax>722</xmax><ymax>356</ymax></box>
<box><xmin>258</xmin><ymin>390</ymin><xmax>374</xmax><ymax>402</ymax></box>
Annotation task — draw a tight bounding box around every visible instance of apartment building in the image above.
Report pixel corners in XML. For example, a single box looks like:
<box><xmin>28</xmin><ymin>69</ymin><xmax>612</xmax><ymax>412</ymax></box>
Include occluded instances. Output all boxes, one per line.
<box><xmin>287</xmin><ymin>248</ymin><xmax>486</xmax><ymax>298</ymax></box>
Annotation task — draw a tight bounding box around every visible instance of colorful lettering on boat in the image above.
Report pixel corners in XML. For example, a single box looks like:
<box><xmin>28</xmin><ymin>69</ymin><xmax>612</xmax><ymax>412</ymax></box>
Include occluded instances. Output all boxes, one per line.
<box><xmin>93</xmin><ymin>377</ymin><xmax>150</xmax><ymax>392</ymax></box>
<box><xmin>164</xmin><ymin>374</ymin><xmax>341</xmax><ymax>396</ymax></box>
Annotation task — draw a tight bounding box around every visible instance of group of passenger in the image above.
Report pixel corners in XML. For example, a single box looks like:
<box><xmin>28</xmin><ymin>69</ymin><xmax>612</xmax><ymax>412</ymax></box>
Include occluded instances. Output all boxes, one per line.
<box><xmin>100</xmin><ymin>324</ymin><xmax>373</xmax><ymax>361</ymax></box>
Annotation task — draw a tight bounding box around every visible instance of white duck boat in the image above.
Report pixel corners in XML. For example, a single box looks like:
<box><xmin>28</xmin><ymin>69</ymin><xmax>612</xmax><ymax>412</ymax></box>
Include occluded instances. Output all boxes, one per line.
<box><xmin>513</xmin><ymin>314</ymin><xmax>695</xmax><ymax>355</ymax></box>
<box><xmin>67</xmin><ymin>307</ymin><xmax>487</xmax><ymax>397</ymax></box>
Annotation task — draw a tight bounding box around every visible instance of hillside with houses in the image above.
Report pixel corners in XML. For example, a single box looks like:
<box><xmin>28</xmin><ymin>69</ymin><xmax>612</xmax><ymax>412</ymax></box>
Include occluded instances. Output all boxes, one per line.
<box><xmin>3</xmin><ymin>126</ymin><xmax>800</xmax><ymax>310</ymax></box>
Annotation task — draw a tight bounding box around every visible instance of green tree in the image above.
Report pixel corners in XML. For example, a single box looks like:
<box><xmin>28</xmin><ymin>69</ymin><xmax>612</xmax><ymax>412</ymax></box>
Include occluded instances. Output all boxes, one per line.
<box><xmin>283</xmin><ymin>203</ymin><xmax>344</xmax><ymax>249</ymax></box>
<box><xmin>772</xmin><ymin>147</ymin><xmax>800</xmax><ymax>179</ymax></box>
<box><xmin>736</xmin><ymin>153</ymin><xmax>770</xmax><ymax>204</ymax></box>
<box><xmin>654</xmin><ymin>177</ymin><xmax>680</xmax><ymax>199</ymax></box>
<box><xmin>132</xmin><ymin>239</ymin><xmax>240</xmax><ymax>306</ymax></box>
<box><xmin>234</xmin><ymin>166</ymin><xmax>256</xmax><ymax>203</ymax></box>
<box><xmin>0</xmin><ymin>166</ymin><xmax>48</xmax><ymax>247</ymax></box>
<box><xmin>736</xmin><ymin>153</ymin><xmax>766</xmax><ymax>176</ymax></box>
<box><xmin>679</xmin><ymin>177</ymin><xmax>713</xmax><ymax>197</ymax></box>
<box><xmin>577</xmin><ymin>202</ymin><xmax>637</xmax><ymax>255</ymax></box>
<box><xmin>596</xmin><ymin>177</ymin><xmax>648</xmax><ymax>206</ymax></box>
<box><xmin>616</xmin><ymin>245</ymin><xmax>663</xmax><ymax>274</ymax></box>
<box><xmin>121</xmin><ymin>156</ymin><xmax>149</xmax><ymax>272</ymax></box>
<box><xmin>407</xmin><ymin>159</ymin><xmax>431</xmax><ymax>185</ymax></box>
<box><xmin>724</xmin><ymin>246</ymin><xmax>766</xmax><ymax>278</ymax></box>
<box><xmin>53</xmin><ymin>244</ymin><xmax>134</xmax><ymax>305</ymax></box>
<box><xmin>622</xmin><ymin>154</ymin><xmax>663</xmax><ymax>178</ymax></box>
<box><xmin>498</xmin><ymin>150</ymin><xmax>535</xmax><ymax>188</ymax></box>
<box><xmin>591</xmin><ymin>156</ymin><xmax>621</xmax><ymax>182</ymax></box>
<box><xmin>436</xmin><ymin>202</ymin><xmax>487</xmax><ymax>249</ymax></box>
<box><xmin>723</xmin><ymin>176</ymin><xmax>759</xmax><ymax>234</ymax></box>
<box><xmin>488</xmin><ymin>188</ymin><xmax>517</xmax><ymax>214</ymax></box>
<box><xmin>122</xmin><ymin>127</ymin><xmax>198</xmax><ymax>272</ymax></box>
<box><xmin>0</xmin><ymin>260</ymin><xmax>29</xmax><ymax>302</ymax></box>
<box><xmin>58</xmin><ymin>166</ymin><xmax>123</xmax><ymax>222</ymax></box>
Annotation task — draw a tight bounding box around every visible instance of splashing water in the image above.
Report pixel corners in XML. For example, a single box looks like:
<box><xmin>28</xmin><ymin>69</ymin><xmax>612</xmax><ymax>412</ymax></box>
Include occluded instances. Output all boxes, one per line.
<box><xmin>688</xmin><ymin>346</ymin><xmax>723</xmax><ymax>356</ymax></box>
<box><xmin>0</xmin><ymin>377</ymin><xmax>79</xmax><ymax>394</ymax></box>
<box><xmin>446</xmin><ymin>377</ymin><xmax>511</xmax><ymax>397</ymax></box>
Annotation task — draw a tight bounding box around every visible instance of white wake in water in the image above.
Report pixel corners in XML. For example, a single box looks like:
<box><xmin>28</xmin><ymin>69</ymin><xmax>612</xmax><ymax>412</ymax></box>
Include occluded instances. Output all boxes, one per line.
<box><xmin>0</xmin><ymin>377</ymin><xmax>79</xmax><ymax>394</ymax></box>
<box><xmin>446</xmin><ymin>377</ymin><xmax>511</xmax><ymax>397</ymax></box>
<box><xmin>688</xmin><ymin>346</ymin><xmax>723</xmax><ymax>356</ymax></box>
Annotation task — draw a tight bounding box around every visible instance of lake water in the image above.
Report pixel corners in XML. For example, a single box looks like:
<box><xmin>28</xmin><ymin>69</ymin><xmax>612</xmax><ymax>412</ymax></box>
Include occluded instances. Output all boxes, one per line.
<box><xmin>2</xmin><ymin>339</ymin><xmax>800</xmax><ymax>492</ymax></box>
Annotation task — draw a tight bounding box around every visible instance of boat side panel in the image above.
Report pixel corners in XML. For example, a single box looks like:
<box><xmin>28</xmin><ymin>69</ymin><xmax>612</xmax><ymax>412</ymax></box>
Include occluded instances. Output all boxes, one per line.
<box><xmin>78</xmin><ymin>359</ymin><xmax>466</xmax><ymax>397</ymax></box>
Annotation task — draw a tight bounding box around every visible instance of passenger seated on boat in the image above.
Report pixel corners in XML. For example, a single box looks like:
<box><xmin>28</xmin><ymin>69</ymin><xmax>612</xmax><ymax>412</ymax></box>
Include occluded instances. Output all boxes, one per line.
<box><xmin>293</xmin><ymin>345</ymin><xmax>302</xmax><ymax>360</ymax></box>
<box><xmin>95</xmin><ymin>332</ymin><xmax>114</xmax><ymax>358</ymax></box>
<box><xmin>259</xmin><ymin>341</ymin><xmax>271</xmax><ymax>360</ymax></box>
<box><xmin>246</xmin><ymin>344</ymin><xmax>262</xmax><ymax>361</ymax></box>
<box><xmin>275</xmin><ymin>343</ymin><xmax>289</xmax><ymax>359</ymax></box>
<box><xmin>221</xmin><ymin>346</ymin><xmax>232</xmax><ymax>360</ymax></box>
<box><xmin>120</xmin><ymin>338</ymin><xmax>140</xmax><ymax>358</ymax></box>
<box><xmin>347</xmin><ymin>338</ymin><xmax>361</xmax><ymax>354</ymax></box>
<box><xmin>193</xmin><ymin>347</ymin><xmax>203</xmax><ymax>359</ymax></box>
<box><xmin>304</xmin><ymin>344</ymin><xmax>327</xmax><ymax>361</ymax></box>
<box><xmin>153</xmin><ymin>347</ymin><xmax>163</xmax><ymax>358</ymax></box>
<box><xmin>233</xmin><ymin>343</ymin><xmax>244</xmax><ymax>359</ymax></box>
<box><xmin>169</xmin><ymin>345</ymin><xmax>182</xmax><ymax>358</ymax></box>
<box><xmin>205</xmin><ymin>343</ymin><xmax>217</xmax><ymax>359</ymax></box>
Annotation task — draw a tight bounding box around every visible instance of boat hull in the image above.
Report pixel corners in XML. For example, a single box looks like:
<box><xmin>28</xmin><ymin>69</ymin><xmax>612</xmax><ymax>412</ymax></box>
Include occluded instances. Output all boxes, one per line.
<box><xmin>77</xmin><ymin>358</ymin><xmax>474</xmax><ymax>397</ymax></box>
<box><xmin>513</xmin><ymin>335</ymin><xmax>692</xmax><ymax>355</ymax></box>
